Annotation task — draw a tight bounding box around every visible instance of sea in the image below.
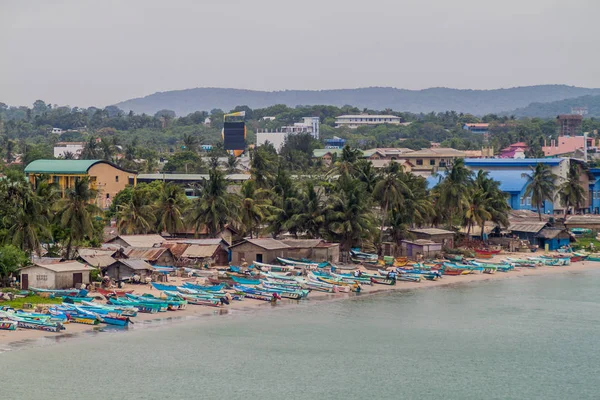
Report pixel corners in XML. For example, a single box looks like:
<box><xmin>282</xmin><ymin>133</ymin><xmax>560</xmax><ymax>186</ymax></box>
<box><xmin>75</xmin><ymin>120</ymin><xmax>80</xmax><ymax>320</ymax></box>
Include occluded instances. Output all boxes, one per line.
<box><xmin>2</xmin><ymin>270</ymin><xmax>600</xmax><ymax>400</ymax></box>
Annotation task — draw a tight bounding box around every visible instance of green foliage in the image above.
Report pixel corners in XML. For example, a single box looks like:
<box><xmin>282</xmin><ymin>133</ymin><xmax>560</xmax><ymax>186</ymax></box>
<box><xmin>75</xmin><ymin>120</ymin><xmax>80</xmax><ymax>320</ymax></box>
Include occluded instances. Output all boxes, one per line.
<box><xmin>0</xmin><ymin>245</ymin><xmax>29</xmax><ymax>286</ymax></box>
<box><xmin>522</xmin><ymin>164</ymin><xmax>558</xmax><ymax>221</ymax></box>
<box><xmin>1</xmin><ymin>295</ymin><xmax>63</xmax><ymax>308</ymax></box>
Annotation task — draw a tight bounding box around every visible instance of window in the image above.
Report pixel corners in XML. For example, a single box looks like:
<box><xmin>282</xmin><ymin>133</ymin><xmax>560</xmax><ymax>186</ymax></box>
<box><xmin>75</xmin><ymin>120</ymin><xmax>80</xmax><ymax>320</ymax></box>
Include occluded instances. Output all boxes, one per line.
<box><xmin>527</xmin><ymin>197</ymin><xmax>532</xmax><ymax>205</ymax></box>
<box><xmin>429</xmin><ymin>159</ymin><xmax>436</xmax><ymax>166</ymax></box>
<box><xmin>520</xmin><ymin>197</ymin><xmax>525</xmax><ymax>206</ymax></box>
<box><xmin>36</xmin><ymin>275</ymin><xmax>48</xmax><ymax>281</ymax></box>
<box><xmin>115</xmin><ymin>175</ymin><xmax>119</xmax><ymax>182</ymax></box>
<box><xmin>416</xmin><ymin>159</ymin><xmax>423</xmax><ymax>166</ymax></box>
<box><xmin>106</xmin><ymin>193</ymin><xmax>110</xmax><ymax>199</ymax></box>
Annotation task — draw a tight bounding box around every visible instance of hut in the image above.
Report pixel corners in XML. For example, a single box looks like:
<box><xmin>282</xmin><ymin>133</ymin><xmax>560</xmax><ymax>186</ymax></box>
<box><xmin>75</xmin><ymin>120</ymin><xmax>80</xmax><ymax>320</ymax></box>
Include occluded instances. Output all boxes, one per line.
<box><xmin>181</xmin><ymin>244</ymin><xmax>229</xmax><ymax>266</ymax></box>
<box><xmin>19</xmin><ymin>261</ymin><xmax>94</xmax><ymax>290</ymax></box>
<box><xmin>76</xmin><ymin>248</ymin><xmax>116</xmax><ymax>270</ymax></box>
<box><xmin>105</xmin><ymin>234</ymin><xmax>165</xmax><ymax>248</ymax></box>
<box><xmin>105</xmin><ymin>259</ymin><xmax>156</xmax><ymax>281</ymax></box>
<box><xmin>409</xmin><ymin>228</ymin><xmax>455</xmax><ymax>248</ymax></box>
<box><xmin>280</xmin><ymin>239</ymin><xmax>340</xmax><ymax>263</ymax></box>
<box><xmin>400</xmin><ymin>239</ymin><xmax>443</xmax><ymax>259</ymax></box>
<box><xmin>229</xmin><ymin>238</ymin><xmax>291</xmax><ymax>264</ymax></box>
<box><xmin>536</xmin><ymin>228</ymin><xmax>571</xmax><ymax>250</ymax></box>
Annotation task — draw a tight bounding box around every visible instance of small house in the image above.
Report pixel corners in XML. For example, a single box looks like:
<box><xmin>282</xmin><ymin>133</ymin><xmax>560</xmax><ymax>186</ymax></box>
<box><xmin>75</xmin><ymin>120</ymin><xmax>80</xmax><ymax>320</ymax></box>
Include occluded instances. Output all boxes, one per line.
<box><xmin>181</xmin><ymin>244</ymin><xmax>229</xmax><ymax>266</ymax></box>
<box><xmin>20</xmin><ymin>261</ymin><xmax>94</xmax><ymax>290</ymax></box>
<box><xmin>229</xmin><ymin>238</ymin><xmax>291</xmax><ymax>264</ymax></box>
<box><xmin>105</xmin><ymin>259</ymin><xmax>155</xmax><ymax>281</ymax></box>
<box><xmin>508</xmin><ymin>222</ymin><xmax>548</xmax><ymax>245</ymax></box>
<box><xmin>409</xmin><ymin>228</ymin><xmax>455</xmax><ymax>248</ymax></box>
<box><xmin>536</xmin><ymin>228</ymin><xmax>571</xmax><ymax>250</ymax></box>
<box><xmin>400</xmin><ymin>239</ymin><xmax>443</xmax><ymax>259</ymax></box>
<box><xmin>280</xmin><ymin>239</ymin><xmax>340</xmax><ymax>263</ymax></box>
<box><xmin>105</xmin><ymin>234</ymin><xmax>165</xmax><ymax>248</ymax></box>
<box><xmin>76</xmin><ymin>248</ymin><xmax>117</xmax><ymax>270</ymax></box>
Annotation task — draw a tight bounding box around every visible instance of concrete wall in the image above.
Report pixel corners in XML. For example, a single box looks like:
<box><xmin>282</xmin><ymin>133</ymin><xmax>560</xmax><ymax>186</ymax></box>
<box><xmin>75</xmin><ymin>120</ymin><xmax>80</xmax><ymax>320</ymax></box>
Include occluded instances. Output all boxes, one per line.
<box><xmin>20</xmin><ymin>266</ymin><xmax>56</xmax><ymax>289</ymax></box>
<box><xmin>154</xmin><ymin>252</ymin><xmax>175</xmax><ymax>267</ymax></box>
<box><xmin>55</xmin><ymin>271</ymin><xmax>91</xmax><ymax>289</ymax></box>
<box><xmin>106</xmin><ymin>263</ymin><xmax>152</xmax><ymax>280</ymax></box>
<box><xmin>230</xmin><ymin>243</ymin><xmax>285</xmax><ymax>264</ymax></box>
<box><xmin>312</xmin><ymin>246</ymin><xmax>340</xmax><ymax>263</ymax></box>
<box><xmin>88</xmin><ymin>163</ymin><xmax>132</xmax><ymax>207</ymax></box>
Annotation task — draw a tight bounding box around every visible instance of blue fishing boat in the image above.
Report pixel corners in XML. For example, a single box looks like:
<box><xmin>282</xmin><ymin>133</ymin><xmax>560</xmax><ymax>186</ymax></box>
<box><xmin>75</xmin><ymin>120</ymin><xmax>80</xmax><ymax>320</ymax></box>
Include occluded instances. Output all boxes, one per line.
<box><xmin>230</xmin><ymin>276</ymin><xmax>261</xmax><ymax>285</ymax></box>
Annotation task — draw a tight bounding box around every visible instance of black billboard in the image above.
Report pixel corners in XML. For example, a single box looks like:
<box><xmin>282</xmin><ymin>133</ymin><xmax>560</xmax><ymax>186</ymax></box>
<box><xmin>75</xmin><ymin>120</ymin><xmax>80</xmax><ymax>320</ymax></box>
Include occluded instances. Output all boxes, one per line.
<box><xmin>223</xmin><ymin>122</ymin><xmax>246</xmax><ymax>150</ymax></box>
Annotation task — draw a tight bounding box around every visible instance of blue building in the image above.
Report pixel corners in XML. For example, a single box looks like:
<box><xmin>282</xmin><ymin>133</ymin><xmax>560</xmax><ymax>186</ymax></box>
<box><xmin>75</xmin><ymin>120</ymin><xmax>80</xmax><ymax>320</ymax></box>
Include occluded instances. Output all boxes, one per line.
<box><xmin>427</xmin><ymin>158</ymin><xmax>569</xmax><ymax>213</ymax></box>
<box><xmin>463</xmin><ymin>123</ymin><xmax>489</xmax><ymax>134</ymax></box>
<box><xmin>589</xmin><ymin>168</ymin><xmax>600</xmax><ymax>214</ymax></box>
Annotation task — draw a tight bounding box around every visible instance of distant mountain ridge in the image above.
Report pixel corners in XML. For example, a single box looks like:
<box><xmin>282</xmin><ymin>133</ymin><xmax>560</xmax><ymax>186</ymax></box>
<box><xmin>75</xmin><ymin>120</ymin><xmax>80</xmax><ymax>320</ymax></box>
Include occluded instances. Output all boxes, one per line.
<box><xmin>507</xmin><ymin>94</ymin><xmax>600</xmax><ymax>118</ymax></box>
<box><xmin>114</xmin><ymin>85</ymin><xmax>600</xmax><ymax>116</ymax></box>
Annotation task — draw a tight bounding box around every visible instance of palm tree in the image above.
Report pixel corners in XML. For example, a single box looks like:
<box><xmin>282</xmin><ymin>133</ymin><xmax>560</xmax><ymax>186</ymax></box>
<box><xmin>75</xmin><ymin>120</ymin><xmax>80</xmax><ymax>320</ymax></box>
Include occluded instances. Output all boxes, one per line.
<box><xmin>117</xmin><ymin>190</ymin><xmax>157</xmax><ymax>234</ymax></box>
<box><xmin>62</xmin><ymin>151</ymin><xmax>75</xmax><ymax>160</ymax></box>
<box><xmin>225</xmin><ymin>155</ymin><xmax>241</xmax><ymax>174</ymax></box>
<box><xmin>436</xmin><ymin>158</ymin><xmax>472</xmax><ymax>227</ymax></box>
<box><xmin>56</xmin><ymin>177</ymin><xmax>101</xmax><ymax>259</ymax></box>
<box><xmin>186</xmin><ymin>169</ymin><xmax>239</xmax><ymax>237</ymax></box>
<box><xmin>238</xmin><ymin>180</ymin><xmax>272</xmax><ymax>238</ymax></box>
<box><xmin>267</xmin><ymin>166</ymin><xmax>299</xmax><ymax>238</ymax></box>
<box><xmin>182</xmin><ymin>134</ymin><xmax>199</xmax><ymax>153</ymax></box>
<box><xmin>522</xmin><ymin>163</ymin><xmax>557</xmax><ymax>221</ymax></box>
<box><xmin>354</xmin><ymin>159</ymin><xmax>379</xmax><ymax>192</ymax></box>
<box><xmin>324</xmin><ymin>177</ymin><xmax>377</xmax><ymax>257</ymax></box>
<box><xmin>472</xmin><ymin>170</ymin><xmax>509</xmax><ymax>240</ymax></box>
<box><xmin>329</xmin><ymin>146</ymin><xmax>361</xmax><ymax>178</ymax></box>
<box><xmin>286</xmin><ymin>181</ymin><xmax>326</xmax><ymax>238</ymax></box>
<box><xmin>559</xmin><ymin>163</ymin><xmax>586</xmax><ymax>215</ymax></box>
<box><xmin>155</xmin><ymin>182</ymin><xmax>187</xmax><ymax>235</ymax></box>
<box><xmin>0</xmin><ymin>173</ymin><xmax>50</xmax><ymax>256</ymax></box>
<box><xmin>373</xmin><ymin>163</ymin><xmax>409</xmax><ymax>246</ymax></box>
<box><xmin>80</xmin><ymin>137</ymin><xmax>100</xmax><ymax>159</ymax></box>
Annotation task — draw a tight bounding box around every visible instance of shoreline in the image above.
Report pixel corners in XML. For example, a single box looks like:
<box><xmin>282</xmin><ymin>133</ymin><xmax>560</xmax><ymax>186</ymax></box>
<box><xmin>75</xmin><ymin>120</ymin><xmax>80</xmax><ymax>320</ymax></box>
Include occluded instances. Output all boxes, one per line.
<box><xmin>2</xmin><ymin>258</ymin><xmax>600</xmax><ymax>351</ymax></box>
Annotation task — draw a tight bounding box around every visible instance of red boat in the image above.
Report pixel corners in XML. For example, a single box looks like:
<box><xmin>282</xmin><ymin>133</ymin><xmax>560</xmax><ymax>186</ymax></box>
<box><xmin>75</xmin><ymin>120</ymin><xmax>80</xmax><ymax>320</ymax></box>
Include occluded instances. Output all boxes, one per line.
<box><xmin>442</xmin><ymin>268</ymin><xmax>465</xmax><ymax>276</ymax></box>
<box><xmin>97</xmin><ymin>288</ymin><xmax>134</xmax><ymax>298</ymax></box>
<box><xmin>474</xmin><ymin>249</ymin><xmax>501</xmax><ymax>258</ymax></box>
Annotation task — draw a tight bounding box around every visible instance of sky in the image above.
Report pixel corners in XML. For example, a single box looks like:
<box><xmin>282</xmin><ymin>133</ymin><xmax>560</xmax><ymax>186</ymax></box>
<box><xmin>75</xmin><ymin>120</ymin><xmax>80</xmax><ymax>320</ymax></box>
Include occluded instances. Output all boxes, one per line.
<box><xmin>1</xmin><ymin>0</ymin><xmax>598</xmax><ymax>107</ymax></box>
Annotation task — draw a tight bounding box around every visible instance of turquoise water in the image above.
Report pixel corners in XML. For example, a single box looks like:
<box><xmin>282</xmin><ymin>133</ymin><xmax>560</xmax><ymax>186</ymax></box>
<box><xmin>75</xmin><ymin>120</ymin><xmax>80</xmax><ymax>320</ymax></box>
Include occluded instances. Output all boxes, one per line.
<box><xmin>2</xmin><ymin>271</ymin><xmax>600</xmax><ymax>399</ymax></box>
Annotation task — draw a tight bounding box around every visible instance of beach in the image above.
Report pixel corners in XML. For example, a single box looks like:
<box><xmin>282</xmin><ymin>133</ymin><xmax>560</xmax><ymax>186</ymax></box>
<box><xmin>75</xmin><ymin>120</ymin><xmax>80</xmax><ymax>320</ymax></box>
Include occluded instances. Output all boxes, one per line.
<box><xmin>2</xmin><ymin>254</ymin><xmax>599</xmax><ymax>349</ymax></box>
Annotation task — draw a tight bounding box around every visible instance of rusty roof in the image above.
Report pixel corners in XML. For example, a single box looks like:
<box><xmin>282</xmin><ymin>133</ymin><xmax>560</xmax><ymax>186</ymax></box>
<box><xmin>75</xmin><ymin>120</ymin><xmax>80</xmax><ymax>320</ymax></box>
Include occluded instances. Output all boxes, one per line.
<box><xmin>163</xmin><ymin>243</ymin><xmax>191</xmax><ymax>258</ymax></box>
<box><xmin>123</xmin><ymin>247</ymin><xmax>171</xmax><ymax>262</ymax></box>
<box><xmin>181</xmin><ymin>244</ymin><xmax>220</xmax><ymax>258</ymax></box>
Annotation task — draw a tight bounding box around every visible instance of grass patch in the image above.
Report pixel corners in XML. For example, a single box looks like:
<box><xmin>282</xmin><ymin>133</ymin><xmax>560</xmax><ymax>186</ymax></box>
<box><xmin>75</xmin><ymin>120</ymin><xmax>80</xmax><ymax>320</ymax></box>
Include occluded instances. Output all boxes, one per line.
<box><xmin>0</xmin><ymin>295</ymin><xmax>63</xmax><ymax>309</ymax></box>
<box><xmin>574</xmin><ymin>237</ymin><xmax>600</xmax><ymax>251</ymax></box>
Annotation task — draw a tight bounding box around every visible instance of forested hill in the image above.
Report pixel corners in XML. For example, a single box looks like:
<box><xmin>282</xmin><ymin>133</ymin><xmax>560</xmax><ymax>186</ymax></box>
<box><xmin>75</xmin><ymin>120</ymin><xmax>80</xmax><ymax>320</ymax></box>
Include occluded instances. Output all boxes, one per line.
<box><xmin>507</xmin><ymin>94</ymin><xmax>600</xmax><ymax>118</ymax></box>
<box><xmin>114</xmin><ymin>85</ymin><xmax>600</xmax><ymax>116</ymax></box>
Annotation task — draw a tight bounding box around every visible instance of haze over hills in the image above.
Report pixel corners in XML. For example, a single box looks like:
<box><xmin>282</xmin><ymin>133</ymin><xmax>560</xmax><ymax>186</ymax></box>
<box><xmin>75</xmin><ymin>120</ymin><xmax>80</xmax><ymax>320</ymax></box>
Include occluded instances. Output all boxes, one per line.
<box><xmin>114</xmin><ymin>85</ymin><xmax>600</xmax><ymax>116</ymax></box>
<box><xmin>507</xmin><ymin>94</ymin><xmax>600</xmax><ymax>118</ymax></box>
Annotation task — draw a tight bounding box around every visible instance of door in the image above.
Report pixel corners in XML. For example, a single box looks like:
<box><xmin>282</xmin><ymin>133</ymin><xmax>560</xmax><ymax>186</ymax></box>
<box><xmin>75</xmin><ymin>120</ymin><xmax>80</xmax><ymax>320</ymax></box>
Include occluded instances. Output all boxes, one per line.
<box><xmin>73</xmin><ymin>273</ymin><xmax>83</xmax><ymax>288</ymax></box>
<box><xmin>22</xmin><ymin>274</ymin><xmax>29</xmax><ymax>290</ymax></box>
<box><xmin>256</xmin><ymin>254</ymin><xmax>263</xmax><ymax>263</ymax></box>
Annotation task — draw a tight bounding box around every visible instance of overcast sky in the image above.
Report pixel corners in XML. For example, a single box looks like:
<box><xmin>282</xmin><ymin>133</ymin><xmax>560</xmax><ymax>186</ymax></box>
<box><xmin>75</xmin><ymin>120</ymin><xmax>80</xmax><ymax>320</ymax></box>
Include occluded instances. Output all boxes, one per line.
<box><xmin>1</xmin><ymin>0</ymin><xmax>598</xmax><ymax>107</ymax></box>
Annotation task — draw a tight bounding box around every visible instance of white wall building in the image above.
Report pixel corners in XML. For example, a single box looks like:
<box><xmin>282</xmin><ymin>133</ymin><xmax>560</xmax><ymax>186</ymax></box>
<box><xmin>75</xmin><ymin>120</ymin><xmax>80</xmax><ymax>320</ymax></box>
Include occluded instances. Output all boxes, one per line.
<box><xmin>257</xmin><ymin>117</ymin><xmax>320</xmax><ymax>152</ymax></box>
<box><xmin>256</xmin><ymin>131</ymin><xmax>288</xmax><ymax>152</ymax></box>
<box><xmin>335</xmin><ymin>115</ymin><xmax>401</xmax><ymax>128</ymax></box>
<box><xmin>53</xmin><ymin>142</ymin><xmax>85</xmax><ymax>158</ymax></box>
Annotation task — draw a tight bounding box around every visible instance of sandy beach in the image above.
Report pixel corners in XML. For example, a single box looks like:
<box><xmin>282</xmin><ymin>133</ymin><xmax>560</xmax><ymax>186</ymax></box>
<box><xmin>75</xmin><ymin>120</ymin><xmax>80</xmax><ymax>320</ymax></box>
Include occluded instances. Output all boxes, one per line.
<box><xmin>2</xmin><ymin>255</ymin><xmax>599</xmax><ymax>349</ymax></box>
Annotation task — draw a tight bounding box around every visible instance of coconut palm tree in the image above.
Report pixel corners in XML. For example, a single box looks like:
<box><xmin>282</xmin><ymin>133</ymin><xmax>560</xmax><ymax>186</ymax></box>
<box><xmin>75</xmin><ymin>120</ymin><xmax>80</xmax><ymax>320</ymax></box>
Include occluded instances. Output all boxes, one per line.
<box><xmin>56</xmin><ymin>177</ymin><xmax>101</xmax><ymax>259</ymax></box>
<box><xmin>238</xmin><ymin>180</ymin><xmax>272</xmax><ymax>238</ymax></box>
<box><xmin>559</xmin><ymin>163</ymin><xmax>586</xmax><ymax>215</ymax></box>
<box><xmin>182</xmin><ymin>133</ymin><xmax>199</xmax><ymax>153</ymax></box>
<box><xmin>324</xmin><ymin>177</ymin><xmax>377</xmax><ymax>257</ymax></box>
<box><xmin>267</xmin><ymin>167</ymin><xmax>299</xmax><ymax>238</ymax></box>
<box><xmin>186</xmin><ymin>169</ymin><xmax>239</xmax><ymax>238</ymax></box>
<box><xmin>80</xmin><ymin>137</ymin><xmax>100</xmax><ymax>159</ymax></box>
<box><xmin>117</xmin><ymin>190</ymin><xmax>157</xmax><ymax>235</ymax></box>
<box><xmin>436</xmin><ymin>158</ymin><xmax>473</xmax><ymax>227</ymax></box>
<box><xmin>155</xmin><ymin>182</ymin><xmax>187</xmax><ymax>235</ymax></box>
<box><xmin>286</xmin><ymin>181</ymin><xmax>326</xmax><ymax>239</ymax></box>
<box><xmin>522</xmin><ymin>163</ymin><xmax>557</xmax><ymax>221</ymax></box>
<box><xmin>225</xmin><ymin>155</ymin><xmax>241</xmax><ymax>174</ymax></box>
<box><xmin>373</xmin><ymin>163</ymin><xmax>409</xmax><ymax>246</ymax></box>
<box><xmin>472</xmin><ymin>170</ymin><xmax>509</xmax><ymax>240</ymax></box>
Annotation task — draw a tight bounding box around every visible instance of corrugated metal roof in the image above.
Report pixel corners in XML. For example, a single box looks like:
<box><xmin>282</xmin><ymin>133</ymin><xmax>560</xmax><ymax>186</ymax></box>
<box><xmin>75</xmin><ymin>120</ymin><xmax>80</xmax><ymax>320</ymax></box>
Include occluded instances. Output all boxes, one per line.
<box><xmin>281</xmin><ymin>239</ymin><xmax>323</xmax><ymax>249</ymax></box>
<box><xmin>536</xmin><ymin>228</ymin><xmax>568</xmax><ymax>239</ymax></box>
<box><xmin>77</xmin><ymin>248</ymin><xmax>116</xmax><ymax>257</ymax></box>
<box><xmin>410</xmin><ymin>228</ymin><xmax>455</xmax><ymax>235</ymax></box>
<box><xmin>30</xmin><ymin>261</ymin><xmax>95</xmax><ymax>273</ymax></box>
<box><xmin>231</xmin><ymin>238</ymin><xmax>290</xmax><ymax>250</ymax></box>
<box><xmin>79</xmin><ymin>255</ymin><xmax>115</xmax><ymax>268</ymax></box>
<box><xmin>115</xmin><ymin>259</ymin><xmax>155</xmax><ymax>271</ymax></box>
<box><xmin>508</xmin><ymin>222</ymin><xmax>547</xmax><ymax>233</ymax></box>
<box><xmin>123</xmin><ymin>247</ymin><xmax>170</xmax><ymax>262</ymax></box>
<box><xmin>162</xmin><ymin>243</ymin><xmax>191</xmax><ymax>258</ymax></box>
<box><xmin>566</xmin><ymin>215</ymin><xmax>600</xmax><ymax>224</ymax></box>
<box><xmin>181</xmin><ymin>244</ymin><xmax>219</xmax><ymax>258</ymax></box>
<box><xmin>110</xmin><ymin>235</ymin><xmax>165</xmax><ymax>248</ymax></box>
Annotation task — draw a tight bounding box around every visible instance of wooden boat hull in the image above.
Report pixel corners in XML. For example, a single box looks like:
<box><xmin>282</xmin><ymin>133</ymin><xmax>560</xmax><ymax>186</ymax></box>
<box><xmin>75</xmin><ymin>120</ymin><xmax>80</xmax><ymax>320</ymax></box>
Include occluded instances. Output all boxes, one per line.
<box><xmin>443</xmin><ymin>269</ymin><xmax>465</xmax><ymax>276</ymax></box>
<box><xmin>370</xmin><ymin>277</ymin><xmax>396</xmax><ymax>285</ymax></box>
<box><xmin>97</xmin><ymin>288</ymin><xmax>134</xmax><ymax>297</ymax></box>
<box><xmin>0</xmin><ymin>321</ymin><xmax>17</xmax><ymax>330</ymax></box>
<box><xmin>16</xmin><ymin>320</ymin><xmax>65</xmax><ymax>332</ymax></box>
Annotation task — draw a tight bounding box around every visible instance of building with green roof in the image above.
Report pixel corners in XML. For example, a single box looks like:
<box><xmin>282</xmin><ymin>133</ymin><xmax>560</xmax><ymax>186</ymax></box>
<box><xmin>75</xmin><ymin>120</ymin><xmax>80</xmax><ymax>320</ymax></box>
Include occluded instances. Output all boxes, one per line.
<box><xmin>25</xmin><ymin>160</ymin><xmax>136</xmax><ymax>209</ymax></box>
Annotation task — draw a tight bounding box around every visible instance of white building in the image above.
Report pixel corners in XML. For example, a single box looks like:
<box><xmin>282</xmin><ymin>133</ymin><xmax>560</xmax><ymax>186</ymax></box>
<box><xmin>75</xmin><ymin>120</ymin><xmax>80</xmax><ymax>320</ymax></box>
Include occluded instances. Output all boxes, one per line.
<box><xmin>335</xmin><ymin>115</ymin><xmax>401</xmax><ymax>128</ymax></box>
<box><xmin>53</xmin><ymin>142</ymin><xmax>86</xmax><ymax>158</ymax></box>
<box><xmin>256</xmin><ymin>117</ymin><xmax>320</xmax><ymax>152</ymax></box>
<box><xmin>51</xmin><ymin>127</ymin><xmax>63</xmax><ymax>134</ymax></box>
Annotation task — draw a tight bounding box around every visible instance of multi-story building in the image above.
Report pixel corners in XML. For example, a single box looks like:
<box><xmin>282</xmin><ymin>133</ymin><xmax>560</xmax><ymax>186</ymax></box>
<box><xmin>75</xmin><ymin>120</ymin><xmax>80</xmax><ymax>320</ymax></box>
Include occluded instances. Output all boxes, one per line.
<box><xmin>556</xmin><ymin>114</ymin><xmax>583</xmax><ymax>136</ymax></box>
<box><xmin>53</xmin><ymin>142</ymin><xmax>86</xmax><ymax>159</ymax></box>
<box><xmin>542</xmin><ymin>134</ymin><xmax>593</xmax><ymax>157</ymax></box>
<box><xmin>401</xmin><ymin>148</ymin><xmax>467</xmax><ymax>174</ymax></box>
<box><xmin>324</xmin><ymin>136</ymin><xmax>346</xmax><ymax>149</ymax></box>
<box><xmin>335</xmin><ymin>115</ymin><xmax>401</xmax><ymax>128</ymax></box>
<box><xmin>463</xmin><ymin>123</ymin><xmax>489</xmax><ymax>134</ymax></box>
<box><xmin>25</xmin><ymin>160</ymin><xmax>136</xmax><ymax>209</ymax></box>
<box><xmin>256</xmin><ymin>117</ymin><xmax>320</xmax><ymax>151</ymax></box>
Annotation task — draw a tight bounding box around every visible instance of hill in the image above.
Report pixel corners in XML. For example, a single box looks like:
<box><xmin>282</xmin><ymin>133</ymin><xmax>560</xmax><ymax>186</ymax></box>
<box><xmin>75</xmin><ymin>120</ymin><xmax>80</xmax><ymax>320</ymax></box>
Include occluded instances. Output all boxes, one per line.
<box><xmin>507</xmin><ymin>94</ymin><xmax>600</xmax><ymax>118</ymax></box>
<box><xmin>114</xmin><ymin>85</ymin><xmax>600</xmax><ymax>116</ymax></box>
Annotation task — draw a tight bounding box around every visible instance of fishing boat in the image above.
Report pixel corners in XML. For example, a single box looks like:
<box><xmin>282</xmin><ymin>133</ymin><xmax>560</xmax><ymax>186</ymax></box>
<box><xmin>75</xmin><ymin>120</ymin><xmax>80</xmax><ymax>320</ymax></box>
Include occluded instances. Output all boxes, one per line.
<box><xmin>1</xmin><ymin>311</ymin><xmax>65</xmax><ymax>332</ymax></box>
<box><xmin>29</xmin><ymin>287</ymin><xmax>81</xmax><ymax>297</ymax></box>
<box><xmin>444</xmin><ymin>254</ymin><xmax>463</xmax><ymax>262</ymax></box>
<box><xmin>474</xmin><ymin>248</ymin><xmax>501</xmax><ymax>258</ymax></box>
<box><xmin>349</xmin><ymin>249</ymin><xmax>378</xmax><ymax>262</ymax></box>
<box><xmin>253</xmin><ymin>261</ymin><xmax>298</xmax><ymax>273</ymax></box>
<box><xmin>370</xmin><ymin>277</ymin><xmax>396</xmax><ymax>285</ymax></box>
<box><xmin>108</xmin><ymin>298</ymin><xmax>161</xmax><ymax>314</ymax></box>
<box><xmin>97</xmin><ymin>288</ymin><xmax>134</xmax><ymax>297</ymax></box>
<box><xmin>130</xmin><ymin>294</ymin><xmax>187</xmax><ymax>310</ymax></box>
<box><xmin>183</xmin><ymin>267</ymin><xmax>216</xmax><ymax>277</ymax></box>
<box><xmin>0</xmin><ymin>320</ymin><xmax>17</xmax><ymax>330</ymax></box>
<box><xmin>276</xmin><ymin>257</ymin><xmax>319</xmax><ymax>269</ymax></box>
<box><xmin>232</xmin><ymin>286</ymin><xmax>281</xmax><ymax>302</ymax></box>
